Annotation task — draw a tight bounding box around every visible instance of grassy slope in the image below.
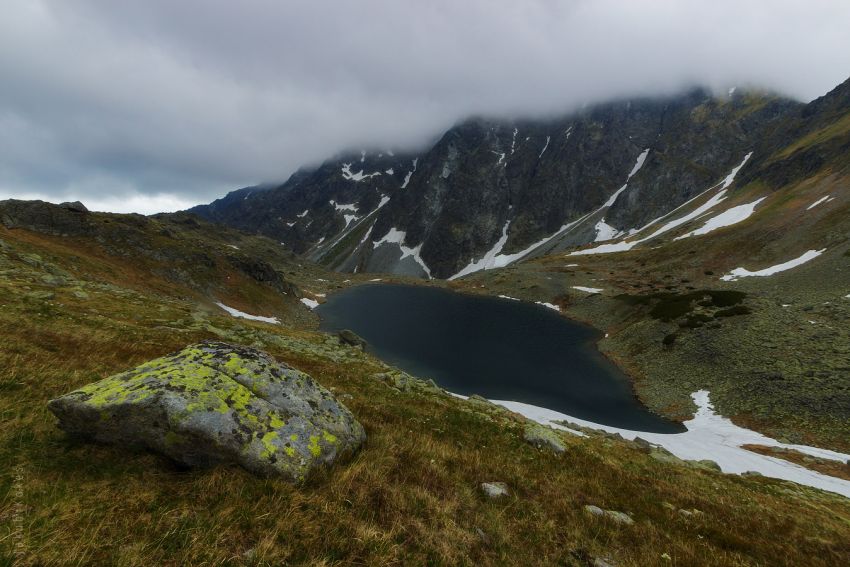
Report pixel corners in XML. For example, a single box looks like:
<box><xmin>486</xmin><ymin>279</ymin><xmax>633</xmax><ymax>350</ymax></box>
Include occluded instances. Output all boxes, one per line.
<box><xmin>2</xmin><ymin>221</ymin><xmax>850</xmax><ymax>566</ymax></box>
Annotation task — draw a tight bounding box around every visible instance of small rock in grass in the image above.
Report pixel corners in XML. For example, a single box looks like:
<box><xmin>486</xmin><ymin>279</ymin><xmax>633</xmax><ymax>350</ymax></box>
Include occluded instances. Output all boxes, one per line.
<box><xmin>584</xmin><ymin>505</ymin><xmax>634</xmax><ymax>525</ymax></box>
<box><xmin>475</xmin><ymin>527</ymin><xmax>490</xmax><ymax>544</ymax></box>
<box><xmin>523</xmin><ymin>423</ymin><xmax>566</xmax><ymax>454</ymax></box>
<box><xmin>337</xmin><ymin>329</ymin><xmax>366</xmax><ymax>350</ymax></box>
<box><xmin>480</xmin><ymin>482</ymin><xmax>509</xmax><ymax>498</ymax></box>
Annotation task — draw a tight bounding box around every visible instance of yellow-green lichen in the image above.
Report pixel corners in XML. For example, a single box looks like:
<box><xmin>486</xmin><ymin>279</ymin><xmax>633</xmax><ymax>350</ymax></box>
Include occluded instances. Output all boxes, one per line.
<box><xmin>260</xmin><ymin>431</ymin><xmax>279</xmax><ymax>459</ymax></box>
<box><xmin>307</xmin><ymin>435</ymin><xmax>321</xmax><ymax>457</ymax></box>
<box><xmin>269</xmin><ymin>413</ymin><xmax>286</xmax><ymax>429</ymax></box>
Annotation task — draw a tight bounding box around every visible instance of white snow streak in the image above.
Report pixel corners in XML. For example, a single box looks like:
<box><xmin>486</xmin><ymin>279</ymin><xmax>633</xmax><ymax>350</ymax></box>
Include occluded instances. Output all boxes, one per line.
<box><xmin>493</xmin><ymin>390</ymin><xmax>850</xmax><ymax>498</ymax></box>
<box><xmin>449</xmin><ymin>220</ymin><xmax>512</xmax><ymax>280</ymax></box>
<box><xmin>572</xmin><ymin>286</ymin><xmax>603</xmax><ymax>294</ymax></box>
<box><xmin>215</xmin><ymin>302</ymin><xmax>279</xmax><ymax>324</ymax></box>
<box><xmin>299</xmin><ymin>298</ymin><xmax>319</xmax><ymax>309</ymax></box>
<box><xmin>571</xmin><ymin>153</ymin><xmax>753</xmax><ymax>256</ymax></box>
<box><xmin>720</xmin><ymin>249</ymin><xmax>826</xmax><ymax>281</ymax></box>
<box><xmin>400</xmin><ymin>158</ymin><xmax>418</xmax><ymax>189</ymax></box>
<box><xmin>807</xmin><ymin>195</ymin><xmax>831</xmax><ymax>210</ymax></box>
<box><xmin>449</xmin><ymin>214</ymin><xmax>591</xmax><ymax>280</ymax></box>
<box><xmin>675</xmin><ymin>197</ymin><xmax>765</xmax><ymax>240</ymax></box>
<box><xmin>627</xmin><ymin>148</ymin><xmax>651</xmax><ymax>179</ymax></box>
<box><xmin>535</xmin><ymin>301</ymin><xmax>560</xmax><ymax>312</ymax></box>
<box><xmin>538</xmin><ymin>136</ymin><xmax>550</xmax><ymax>158</ymax></box>
<box><xmin>719</xmin><ymin>152</ymin><xmax>753</xmax><ymax>190</ymax></box>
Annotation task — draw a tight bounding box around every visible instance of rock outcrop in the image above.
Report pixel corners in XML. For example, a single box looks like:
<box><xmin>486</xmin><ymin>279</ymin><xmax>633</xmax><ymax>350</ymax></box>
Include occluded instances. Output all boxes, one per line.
<box><xmin>0</xmin><ymin>199</ymin><xmax>92</xmax><ymax>236</ymax></box>
<box><xmin>48</xmin><ymin>341</ymin><xmax>365</xmax><ymax>482</ymax></box>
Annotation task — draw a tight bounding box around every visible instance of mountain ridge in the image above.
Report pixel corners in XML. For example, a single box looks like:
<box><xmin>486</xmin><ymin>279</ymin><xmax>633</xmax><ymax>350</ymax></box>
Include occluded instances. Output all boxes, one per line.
<box><xmin>189</xmin><ymin>86</ymin><xmax>805</xmax><ymax>278</ymax></box>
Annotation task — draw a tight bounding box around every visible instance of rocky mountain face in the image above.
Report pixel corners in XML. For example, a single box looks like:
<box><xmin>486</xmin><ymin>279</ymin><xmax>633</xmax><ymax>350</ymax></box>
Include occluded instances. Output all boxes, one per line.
<box><xmin>190</xmin><ymin>88</ymin><xmax>803</xmax><ymax>279</ymax></box>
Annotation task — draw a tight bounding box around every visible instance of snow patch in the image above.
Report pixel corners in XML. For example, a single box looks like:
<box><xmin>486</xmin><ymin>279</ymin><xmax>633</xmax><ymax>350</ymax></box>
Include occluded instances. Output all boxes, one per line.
<box><xmin>493</xmin><ymin>390</ymin><xmax>850</xmax><ymax>498</ymax></box>
<box><xmin>341</xmin><ymin>163</ymin><xmax>382</xmax><ymax>182</ymax></box>
<box><xmin>572</xmin><ymin>286</ymin><xmax>603</xmax><ymax>294</ymax></box>
<box><xmin>593</xmin><ymin>220</ymin><xmax>622</xmax><ymax>242</ymax></box>
<box><xmin>216</xmin><ymin>302</ymin><xmax>279</xmax><ymax>324</ymax></box>
<box><xmin>385</xmin><ymin>168</ymin><xmax>394</xmax><ymax>175</ymax></box>
<box><xmin>535</xmin><ymin>301</ymin><xmax>560</xmax><ymax>312</ymax></box>
<box><xmin>373</xmin><ymin>228</ymin><xmax>433</xmax><ymax>279</ymax></box>
<box><xmin>330</xmin><ymin>200</ymin><xmax>358</xmax><ymax>212</ymax></box>
<box><xmin>299</xmin><ymin>298</ymin><xmax>319</xmax><ymax>309</ymax></box>
<box><xmin>675</xmin><ymin>197</ymin><xmax>765</xmax><ymax>240</ymax></box>
<box><xmin>720</xmin><ymin>249</ymin><xmax>826</xmax><ymax>281</ymax></box>
<box><xmin>297</xmin><ymin>209</ymin><xmax>309</xmax><ymax>218</ymax></box>
<box><xmin>498</xmin><ymin>295</ymin><xmax>520</xmax><ymax>301</ymax></box>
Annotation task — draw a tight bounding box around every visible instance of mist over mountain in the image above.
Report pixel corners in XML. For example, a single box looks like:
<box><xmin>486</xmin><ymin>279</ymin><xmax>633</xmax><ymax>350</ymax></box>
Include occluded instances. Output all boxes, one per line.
<box><xmin>3</xmin><ymin>0</ymin><xmax>850</xmax><ymax>213</ymax></box>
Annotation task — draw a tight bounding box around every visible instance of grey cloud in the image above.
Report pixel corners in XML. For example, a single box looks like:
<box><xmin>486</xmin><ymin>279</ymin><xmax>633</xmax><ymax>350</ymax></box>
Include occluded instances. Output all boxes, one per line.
<box><xmin>2</xmin><ymin>0</ymin><xmax>850</xmax><ymax>213</ymax></box>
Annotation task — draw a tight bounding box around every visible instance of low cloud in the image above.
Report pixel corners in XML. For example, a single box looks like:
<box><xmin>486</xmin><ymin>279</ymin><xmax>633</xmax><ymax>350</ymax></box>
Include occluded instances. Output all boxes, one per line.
<box><xmin>2</xmin><ymin>0</ymin><xmax>849</xmax><ymax>213</ymax></box>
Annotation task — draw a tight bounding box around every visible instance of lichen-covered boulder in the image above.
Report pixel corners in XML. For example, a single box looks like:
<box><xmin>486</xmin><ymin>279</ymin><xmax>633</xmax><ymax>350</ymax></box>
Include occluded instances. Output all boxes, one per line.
<box><xmin>47</xmin><ymin>341</ymin><xmax>366</xmax><ymax>482</ymax></box>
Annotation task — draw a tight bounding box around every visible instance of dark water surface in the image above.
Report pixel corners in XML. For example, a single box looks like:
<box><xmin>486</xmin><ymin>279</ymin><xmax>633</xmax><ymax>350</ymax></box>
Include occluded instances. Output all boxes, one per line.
<box><xmin>317</xmin><ymin>284</ymin><xmax>683</xmax><ymax>433</ymax></box>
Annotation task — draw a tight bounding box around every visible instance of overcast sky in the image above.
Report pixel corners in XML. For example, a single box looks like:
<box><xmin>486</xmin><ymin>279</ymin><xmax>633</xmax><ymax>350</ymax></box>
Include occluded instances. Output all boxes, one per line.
<box><xmin>2</xmin><ymin>0</ymin><xmax>849</xmax><ymax>214</ymax></box>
